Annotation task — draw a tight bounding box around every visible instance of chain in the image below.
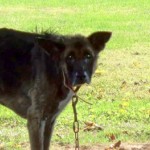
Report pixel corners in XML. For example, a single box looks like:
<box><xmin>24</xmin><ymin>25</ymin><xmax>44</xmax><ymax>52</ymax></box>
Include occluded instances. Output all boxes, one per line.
<box><xmin>72</xmin><ymin>95</ymin><xmax>80</xmax><ymax>150</ymax></box>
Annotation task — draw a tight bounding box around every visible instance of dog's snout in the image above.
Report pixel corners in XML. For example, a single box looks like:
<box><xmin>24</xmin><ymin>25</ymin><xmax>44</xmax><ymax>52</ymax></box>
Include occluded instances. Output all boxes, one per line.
<box><xmin>76</xmin><ymin>72</ymin><xmax>86</xmax><ymax>80</ymax></box>
<box><xmin>76</xmin><ymin>72</ymin><xmax>87</xmax><ymax>81</ymax></box>
<box><xmin>72</xmin><ymin>71</ymin><xmax>90</xmax><ymax>86</ymax></box>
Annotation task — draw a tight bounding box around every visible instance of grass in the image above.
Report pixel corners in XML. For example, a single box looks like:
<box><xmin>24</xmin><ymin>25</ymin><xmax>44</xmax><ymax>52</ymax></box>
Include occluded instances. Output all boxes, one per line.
<box><xmin>0</xmin><ymin>0</ymin><xmax>150</xmax><ymax>149</ymax></box>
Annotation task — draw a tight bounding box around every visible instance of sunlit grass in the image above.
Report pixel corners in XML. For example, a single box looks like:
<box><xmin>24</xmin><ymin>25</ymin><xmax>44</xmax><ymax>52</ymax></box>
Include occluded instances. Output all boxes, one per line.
<box><xmin>0</xmin><ymin>0</ymin><xmax>150</xmax><ymax>149</ymax></box>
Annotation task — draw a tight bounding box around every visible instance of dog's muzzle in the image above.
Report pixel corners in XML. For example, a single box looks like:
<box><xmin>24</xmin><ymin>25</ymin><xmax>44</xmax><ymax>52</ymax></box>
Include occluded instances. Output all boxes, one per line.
<box><xmin>72</xmin><ymin>71</ymin><xmax>90</xmax><ymax>86</ymax></box>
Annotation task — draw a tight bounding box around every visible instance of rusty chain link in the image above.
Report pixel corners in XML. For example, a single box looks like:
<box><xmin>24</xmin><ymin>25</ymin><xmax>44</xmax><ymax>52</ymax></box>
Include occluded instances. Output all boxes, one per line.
<box><xmin>72</xmin><ymin>95</ymin><xmax>80</xmax><ymax>150</ymax></box>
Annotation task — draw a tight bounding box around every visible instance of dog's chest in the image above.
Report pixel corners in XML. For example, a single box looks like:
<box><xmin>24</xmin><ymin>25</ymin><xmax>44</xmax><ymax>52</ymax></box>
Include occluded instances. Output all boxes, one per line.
<box><xmin>52</xmin><ymin>90</ymin><xmax>74</xmax><ymax>121</ymax></box>
<box><xmin>58</xmin><ymin>90</ymin><xmax>74</xmax><ymax>111</ymax></box>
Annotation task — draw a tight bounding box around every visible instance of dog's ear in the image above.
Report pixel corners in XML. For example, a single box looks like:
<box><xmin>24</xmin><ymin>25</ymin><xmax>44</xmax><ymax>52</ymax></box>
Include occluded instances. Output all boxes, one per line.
<box><xmin>87</xmin><ymin>31</ymin><xmax>112</xmax><ymax>53</ymax></box>
<box><xmin>37</xmin><ymin>38</ymin><xmax>65</xmax><ymax>54</ymax></box>
<box><xmin>36</xmin><ymin>38</ymin><xmax>65</xmax><ymax>60</ymax></box>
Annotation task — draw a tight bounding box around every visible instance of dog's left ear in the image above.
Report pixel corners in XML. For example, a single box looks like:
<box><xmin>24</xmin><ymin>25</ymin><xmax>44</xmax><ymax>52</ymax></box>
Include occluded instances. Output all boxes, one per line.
<box><xmin>36</xmin><ymin>38</ymin><xmax>65</xmax><ymax>60</ymax></box>
<box><xmin>37</xmin><ymin>38</ymin><xmax>65</xmax><ymax>54</ymax></box>
<box><xmin>87</xmin><ymin>31</ymin><xmax>112</xmax><ymax>53</ymax></box>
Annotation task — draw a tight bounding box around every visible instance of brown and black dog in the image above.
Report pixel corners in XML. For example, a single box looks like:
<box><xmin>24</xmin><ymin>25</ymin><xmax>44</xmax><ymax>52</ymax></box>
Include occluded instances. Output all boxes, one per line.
<box><xmin>0</xmin><ymin>28</ymin><xmax>111</xmax><ymax>150</ymax></box>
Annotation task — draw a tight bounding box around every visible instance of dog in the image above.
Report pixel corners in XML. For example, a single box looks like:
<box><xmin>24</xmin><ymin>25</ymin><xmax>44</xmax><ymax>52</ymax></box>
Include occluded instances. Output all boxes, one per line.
<box><xmin>0</xmin><ymin>28</ymin><xmax>111</xmax><ymax>150</ymax></box>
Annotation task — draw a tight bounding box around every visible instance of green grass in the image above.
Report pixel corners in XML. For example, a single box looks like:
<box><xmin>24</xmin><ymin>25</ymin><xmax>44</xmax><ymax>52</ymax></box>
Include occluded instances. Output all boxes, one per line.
<box><xmin>0</xmin><ymin>0</ymin><xmax>150</xmax><ymax>149</ymax></box>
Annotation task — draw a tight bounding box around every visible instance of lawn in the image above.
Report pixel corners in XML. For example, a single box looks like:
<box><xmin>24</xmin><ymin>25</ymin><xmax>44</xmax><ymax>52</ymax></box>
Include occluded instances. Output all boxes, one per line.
<box><xmin>0</xmin><ymin>0</ymin><xmax>150</xmax><ymax>149</ymax></box>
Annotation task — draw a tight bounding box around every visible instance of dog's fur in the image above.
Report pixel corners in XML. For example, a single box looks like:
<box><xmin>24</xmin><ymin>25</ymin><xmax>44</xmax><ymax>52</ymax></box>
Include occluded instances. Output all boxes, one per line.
<box><xmin>0</xmin><ymin>28</ymin><xmax>111</xmax><ymax>150</ymax></box>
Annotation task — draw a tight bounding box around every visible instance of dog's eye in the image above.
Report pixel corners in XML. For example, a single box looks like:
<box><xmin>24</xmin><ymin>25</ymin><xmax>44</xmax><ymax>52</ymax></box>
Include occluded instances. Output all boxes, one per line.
<box><xmin>66</xmin><ymin>53</ymin><xmax>75</xmax><ymax>62</ymax></box>
<box><xmin>68</xmin><ymin>55</ymin><xmax>73</xmax><ymax>59</ymax></box>
<box><xmin>85</xmin><ymin>53</ymin><xmax>92</xmax><ymax>59</ymax></box>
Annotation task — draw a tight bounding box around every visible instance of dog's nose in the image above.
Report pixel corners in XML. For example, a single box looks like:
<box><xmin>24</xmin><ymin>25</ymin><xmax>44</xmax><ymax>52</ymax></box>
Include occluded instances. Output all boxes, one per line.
<box><xmin>73</xmin><ymin>71</ymin><xmax>90</xmax><ymax>86</ymax></box>
<box><xmin>76</xmin><ymin>72</ymin><xmax>86</xmax><ymax>81</ymax></box>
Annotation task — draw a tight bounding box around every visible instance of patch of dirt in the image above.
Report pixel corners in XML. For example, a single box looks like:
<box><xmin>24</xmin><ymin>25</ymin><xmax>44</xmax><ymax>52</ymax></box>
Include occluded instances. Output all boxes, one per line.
<box><xmin>50</xmin><ymin>143</ymin><xmax>150</xmax><ymax>150</ymax></box>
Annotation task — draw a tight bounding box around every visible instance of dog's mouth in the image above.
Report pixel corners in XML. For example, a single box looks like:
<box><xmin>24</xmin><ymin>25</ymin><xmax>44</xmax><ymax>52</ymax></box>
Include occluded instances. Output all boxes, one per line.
<box><xmin>62</xmin><ymin>71</ymin><xmax>91</xmax><ymax>89</ymax></box>
<box><xmin>71</xmin><ymin>78</ymin><xmax>90</xmax><ymax>87</ymax></box>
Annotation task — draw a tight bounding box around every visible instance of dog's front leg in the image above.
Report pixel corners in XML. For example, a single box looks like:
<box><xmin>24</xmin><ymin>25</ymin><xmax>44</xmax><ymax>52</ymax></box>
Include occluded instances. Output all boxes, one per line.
<box><xmin>27</xmin><ymin>108</ymin><xmax>44</xmax><ymax>150</ymax></box>
<box><xmin>27</xmin><ymin>79</ymin><xmax>57</xmax><ymax>150</ymax></box>
<box><xmin>43</xmin><ymin>117</ymin><xmax>56</xmax><ymax>150</ymax></box>
<box><xmin>27</xmin><ymin>108</ymin><xmax>56</xmax><ymax>150</ymax></box>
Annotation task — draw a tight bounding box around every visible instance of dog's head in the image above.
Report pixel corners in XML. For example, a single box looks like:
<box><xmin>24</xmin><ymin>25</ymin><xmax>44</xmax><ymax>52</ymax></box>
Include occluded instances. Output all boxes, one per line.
<box><xmin>61</xmin><ymin>31</ymin><xmax>112</xmax><ymax>87</ymax></box>
<box><xmin>37</xmin><ymin>31</ymin><xmax>112</xmax><ymax>87</ymax></box>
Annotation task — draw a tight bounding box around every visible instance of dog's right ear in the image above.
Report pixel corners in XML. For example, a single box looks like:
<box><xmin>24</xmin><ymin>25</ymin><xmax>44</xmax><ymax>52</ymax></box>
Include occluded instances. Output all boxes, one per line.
<box><xmin>36</xmin><ymin>38</ymin><xmax>65</xmax><ymax>54</ymax></box>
